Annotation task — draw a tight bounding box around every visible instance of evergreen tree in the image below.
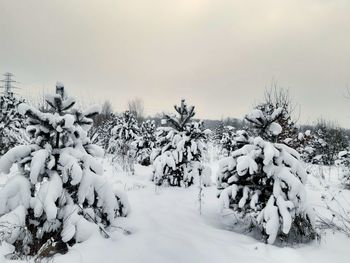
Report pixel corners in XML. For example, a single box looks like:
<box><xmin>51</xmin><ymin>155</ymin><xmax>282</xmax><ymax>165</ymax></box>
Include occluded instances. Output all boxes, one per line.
<box><xmin>212</xmin><ymin>121</ymin><xmax>224</xmax><ymax>144</ymax></box>
<box><xmin>219</xmin><ymin>127</ymin><xmax>249</xmax><ymax>157</ymax></box>
<box><xmin>0</xmin><ymin>83</ymin><xmax>129</xmax><ymax>257</ymax></box>
<box><xmin>108</xmin><ymin>110</ymin><xmax>140</xmax><ymax>173</ymax></box>
<box><xmin>151</xmin><ymin>99</ymin><xmax>207</xmax><ymax>187</ymax></box>
<box><xmin>90</xmin><ymin>113</ymin><xmax>117</xmax><ymax>150</ymax></box>
<box><xmin>219</xmin><ymin>126</ymin><xmax>235</xmax><ymax>156</ymax></box>
<box><xmin>217</xmin><ymin>106</ymin><xmax>316</xmax><ymax>244</ymax></box>
<box><xmin>133</xmin><ymin>120</ymin><xmax>156</xmax><ymax>166</ymax></box>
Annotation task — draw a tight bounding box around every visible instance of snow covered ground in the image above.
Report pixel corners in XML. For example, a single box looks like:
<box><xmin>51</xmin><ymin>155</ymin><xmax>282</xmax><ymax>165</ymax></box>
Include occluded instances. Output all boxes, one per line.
<box><xmin>1</xmin><ymin>161</ymin><xmax>350</xmax><ymax>263</ymax></box>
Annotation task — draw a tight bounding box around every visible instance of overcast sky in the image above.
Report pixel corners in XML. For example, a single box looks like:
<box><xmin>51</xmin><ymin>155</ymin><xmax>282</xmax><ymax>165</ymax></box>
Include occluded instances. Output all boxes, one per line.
<box><xmin>0</xmin><ymin>0</ymin><xmax>349</xmax><ymax>126</ymax></box>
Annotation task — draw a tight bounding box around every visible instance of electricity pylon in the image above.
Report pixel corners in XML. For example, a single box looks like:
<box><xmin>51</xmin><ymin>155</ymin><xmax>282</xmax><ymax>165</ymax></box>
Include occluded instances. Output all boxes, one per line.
<box><xmin>0</xmin><ymin>72</ymin><xmax>20</xmax><ymax>97</ymax></box>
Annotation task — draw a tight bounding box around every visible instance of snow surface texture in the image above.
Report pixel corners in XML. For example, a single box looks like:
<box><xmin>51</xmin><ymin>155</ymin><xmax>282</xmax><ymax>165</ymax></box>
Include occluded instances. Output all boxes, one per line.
<box><xmin>0</xmin><ymin>163</ymin><xmax>348</xmax><ymax>263</ymax></box>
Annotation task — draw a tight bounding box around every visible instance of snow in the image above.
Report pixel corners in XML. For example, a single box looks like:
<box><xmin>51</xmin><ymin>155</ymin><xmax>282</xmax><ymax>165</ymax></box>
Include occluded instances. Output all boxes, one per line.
<box><xmin>276</xmin><ymin>195</ymin><xmax>293</xmax><ymax>234</ymax></box>
<box><xmin>236</xmin><ymin>155</ymin><xmax>258</xmax><ymax>175</ymax></box>
<box><xmin>269</xmin><ymin>122</ymin><xmax>283</xmax><ymax>135</ymax></box>
<box><xmin>30</xmin><ymin>148</ymin><xmax>49</xmax><ymax>184</ymax></box>
<box><xmin>61</xmin><ymin>204</ymin><xmax>99</xmax><ymax>243</ymax></box>
<box><xmin>0</xmin><ymin>175</ymin><xmax>31</xmax><ymax>215</ymax></box>
<box><xmin>201</xmin><ymin>165</ymin><xmax>212</xmax><ymax>186</ymax></box>
<box><xmin>84</xmin><ymin>105</ymin><xmax>101</xmax><ymax>117</ymax></box>
<box><xmin>0</xmin><ymin>205</ymin><xmax>26</xmax><ymax>244</ymax></box>
<box><xmin>259</xmin><ymin>196</ymin><xmax>280</xmax><ymax>244</ymax></box>
<box><xmin>0</xmin><ymin>161</ymin><xmax>350</xmax><ymax>262</ymax></box>
<box><xmin>0</xmin><ymin>145</ymin><xmax>36</xmax><ymax>174</ymax></box>
<box><xmin>31</xmin><ymin>171</ymin><xmax>63</xmax><ymax>220</ymax></box>
<box><xmin>53</xmin><ymin>163</ymin><xmax>350</xmax><ymax>263</ymax></box>
<box><xmin>1</xmin><ymin>77</ymin><xmax>348</xmax><ymax>261</ymax></box>
<box><xmin>246</xmin><ymin>109</ymin><xmax>264</xmax><ymax>124</ymax></box>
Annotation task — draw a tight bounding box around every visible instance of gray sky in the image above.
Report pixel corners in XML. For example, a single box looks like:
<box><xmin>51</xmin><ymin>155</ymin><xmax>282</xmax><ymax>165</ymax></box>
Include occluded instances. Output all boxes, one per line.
<box><xmin>1</xmin><ymin>0</ymin><xmax>350</xmax><ymax>127</ymax></box>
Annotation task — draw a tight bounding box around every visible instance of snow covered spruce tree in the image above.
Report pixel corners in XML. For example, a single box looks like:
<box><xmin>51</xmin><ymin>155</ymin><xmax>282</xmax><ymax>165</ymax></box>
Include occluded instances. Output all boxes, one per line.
<box><xmin>90</xmin><ymin>113</ymin><xmax>117</xmax><ymax>150</ymax></box>
<box><xmin>0</xmin><ymin>93</ymin><xmax>27</xmax><ymax>155</ymax></box>
<box><xmin>108</xmin><ymin>110</ymin><xmax>140</xmax><ymax>173</ymax></box>
<box><xmin>212</xmin><ymin>121</ymin><xmax>224</xmax><ymax>144</ymax></box>
<box><xmin>219</xmin><ymin>127</ymin><xmax>250</xmax><ymax>157</ymax></box>
<box><xmin>133</xmin><ymin>120</ymin><xmax>156</xmax><ymax>166</ymax></box>
<box><xmin>151</xmin><ymin>99</ymin><xmax>208</xmax><ymax>187</ymax></box>
<box><xmin>217</xmin><ymin>106</ymin><xmax>316</xmax><ymax>245</ymax></box>
<box><xmin>89</xmin><ymin>100</ymin><xmax>115</xmax><ymax>150</ymax></box>
<box><xmin>219</xmin><ymin>126</ymin><xmax>235</xmax><ymax>156</ymax></box>
<box><xmin>0</xmin><ymin>83</ymin><xmax>129</xmax><ymax>257</ymax></box>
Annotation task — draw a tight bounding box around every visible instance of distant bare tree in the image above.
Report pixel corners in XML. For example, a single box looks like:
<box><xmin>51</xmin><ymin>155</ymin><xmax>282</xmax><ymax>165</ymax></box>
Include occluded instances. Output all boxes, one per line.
<box><xmin>263</xmin><ymin>81</ymin><xmax>299</xmax><ymax>122</ymax></box>
<box><xmin>249</xmin><ymin>82</ymin><xmax>300</xmax><ymax>142</ymax></box>
<box><xmin>92</xmin><ymin>100</ymin><xmax>114</xmax><ymax>127</ymax></box>
<box><xmin>128</xmin><ymin>98</ymin><xmax>144</xmax><ymax>122</ymax></box>
<box><xmin>31</xmin><ymin>90</ymin><xmax>51</xmax><ymax>113</ymax></box>
<box><xmin>101</xmin><ymin>100</ymin><xmax>113</xmax><ymax>116</ymax></box>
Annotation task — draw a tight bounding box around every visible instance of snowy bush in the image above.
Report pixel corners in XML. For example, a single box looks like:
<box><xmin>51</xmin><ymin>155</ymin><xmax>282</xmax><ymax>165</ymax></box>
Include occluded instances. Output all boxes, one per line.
<box><xmin>217</xmin><ymin>108</ymin><xmax>316</xmax><ymax>245</ymax></box>
<box><xmin>0</xmin><ymin>94</ymin><xmax>27</xmax><ymax>154</ymax></box>
<box><xmin>0</xmin><ymin>83</ymin><xmax>129</xmax><ymax>257</ymax></box>
<box><xmin>336</xmin><ymin>150</ymin><xmax>350</xmax><ymax>189</ymax></box>
<box><xmin>283</xmin><ymin>130</ymin><xmax>319</xmax><ymax>163</ymax></box>
<box><xmin>287</xmin><ymin>126</ymin><xmax>344</xmax><ymax>166</ymax></box>
<box><xmin>108</xmin><ymin>111</ymin><xmax>140</xmax><ymax>173</ymax></box>
<box><xmin>310</xmin><ymin>121</ymin><xmax>348</xmax><ymax>165</ymax></box>
<box><xmin>151</xmin><ymin>99</ymin><xmax>207</xmax><ymax>187</ymax></box>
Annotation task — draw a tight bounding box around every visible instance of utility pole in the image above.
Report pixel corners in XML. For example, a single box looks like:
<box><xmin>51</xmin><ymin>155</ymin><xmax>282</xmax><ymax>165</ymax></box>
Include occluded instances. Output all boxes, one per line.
<box><xmin>0</xmin><ymin>72</ymin><xmax>19</xmax><ymax>97</ymax></box>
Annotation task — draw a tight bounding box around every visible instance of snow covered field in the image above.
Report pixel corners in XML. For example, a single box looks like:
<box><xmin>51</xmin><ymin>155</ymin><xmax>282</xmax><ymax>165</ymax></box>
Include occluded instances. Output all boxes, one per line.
<box><xmin>1</xmin><ymin>161</ymin><xmax>348</xmax><ymax>263</ymax></box>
